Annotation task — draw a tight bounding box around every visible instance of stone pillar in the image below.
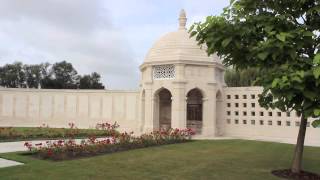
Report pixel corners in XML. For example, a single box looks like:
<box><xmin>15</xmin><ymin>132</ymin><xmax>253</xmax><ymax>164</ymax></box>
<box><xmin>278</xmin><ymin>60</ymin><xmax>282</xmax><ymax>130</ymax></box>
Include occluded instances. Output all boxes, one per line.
<box><xmin>171</xmin><ymin>63</ymin><xmax>187</xmax><ymax>129</ymax></box>
<box><xmin>152</xmin><ymin>95</ymin><xmax>160</xmax><ymax>130</ymax></box>
<box><xmin>143</xmin><ymin>87</ymin><xmax>154</xmax><ymax>132</ymax></box>
<box><xmin>137</xmin><ymin>90</ymin><xmax>145</xmax><ymax>135</ymax></box>
<box><xmin>202</xmin><ymin>87</ymin><xmax>216</xmax><ymax>137</ymax></box>
<box><xmin>171</xmin><ymin>84</ymin><xmax>186</xmax><ymax>129</ymax></box>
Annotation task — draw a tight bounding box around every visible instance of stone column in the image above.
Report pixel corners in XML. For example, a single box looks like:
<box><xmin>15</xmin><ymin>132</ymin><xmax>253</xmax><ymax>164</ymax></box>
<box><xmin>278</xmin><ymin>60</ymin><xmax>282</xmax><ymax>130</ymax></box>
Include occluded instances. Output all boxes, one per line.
<box><xmin>141</xmin><ymin>65</ymin><xmax>155</xmax><ymax>133</ymax></box>
<box><xmin>143</xmin><ymin>87</ymin><xmax>154</xmax><ymax>133</ymax></box>
<box><xmin>137</xmin><ymin>90</ymin><xmax>145</xmax><ymax>135</ymax></box>
<box><xmin>202</xmin><ymin>87</ymin><xmax>217</xmax><ymax>137</ymax></box>
<box><xmin>171</xmin><ymin>63</ymin><xmax>187</xmax><ymax>129</ymax></box>
<box><xmin>171</xmin><ymin>84</ymin><xmax>186</xmax><ymax>129</ymax></box>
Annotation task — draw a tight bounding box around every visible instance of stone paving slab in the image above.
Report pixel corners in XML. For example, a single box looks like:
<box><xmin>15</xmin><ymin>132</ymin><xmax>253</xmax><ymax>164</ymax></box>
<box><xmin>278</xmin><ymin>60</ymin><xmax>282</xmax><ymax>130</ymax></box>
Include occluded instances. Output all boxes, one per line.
<box><xmin>0</xmin><ymin>141</ymin><xmax>31</xmax><ymax>153</ymax></box>
<box><xmin>0</xmin><ymin>158</ymin><xmax>23</xmax><ymax>168</ymax></box>
<box><xmin>0</xmin><ymin>138</ymin><xmax>109</xmax><ymax>153</ymax></box>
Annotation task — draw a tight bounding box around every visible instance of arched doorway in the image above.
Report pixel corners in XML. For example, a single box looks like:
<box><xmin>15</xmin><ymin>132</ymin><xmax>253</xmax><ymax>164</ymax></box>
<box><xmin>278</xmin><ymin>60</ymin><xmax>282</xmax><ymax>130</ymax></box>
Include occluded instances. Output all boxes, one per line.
<box><xmin>216</xmin><ymin>90</ymin><xmax>223</xmax><ymax>136</ymax></box>
<box><xmin>154</xmin><ymin>88</ymin><xmax>172</xmax><ymax>130</ymax></box>
<box><xmin>186</xmin><ymin>88</ymin><xmax>203</xmax><ymax>134</ymax></box>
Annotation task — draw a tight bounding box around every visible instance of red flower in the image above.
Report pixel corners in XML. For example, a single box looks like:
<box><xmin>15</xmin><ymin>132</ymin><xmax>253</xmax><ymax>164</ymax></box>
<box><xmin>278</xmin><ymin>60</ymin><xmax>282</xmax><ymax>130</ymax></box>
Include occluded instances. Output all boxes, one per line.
<box><xmin>47</xmin><ymin>149</ymin><xmax>53</xmax><ymax>157</ymax></box>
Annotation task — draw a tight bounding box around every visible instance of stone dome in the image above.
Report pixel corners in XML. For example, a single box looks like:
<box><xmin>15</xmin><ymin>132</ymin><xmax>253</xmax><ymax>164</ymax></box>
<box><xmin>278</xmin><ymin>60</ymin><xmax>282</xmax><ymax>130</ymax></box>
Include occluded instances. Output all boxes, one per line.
<box><xmin>143</xmin><ymin>9</ymin><xmax>220</xmax><ymax>64</ymax></box>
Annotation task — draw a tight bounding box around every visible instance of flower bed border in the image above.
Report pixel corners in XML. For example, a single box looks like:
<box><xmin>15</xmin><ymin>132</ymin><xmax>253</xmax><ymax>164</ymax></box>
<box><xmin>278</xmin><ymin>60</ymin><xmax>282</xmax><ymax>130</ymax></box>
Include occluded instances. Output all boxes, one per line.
<box><xmin>23</xmin><ymin>127</ymin><xmax>196</xmax><ymax>161</ymax></box>
<box><xmin>24</xmin><ymin>139</ymin><xmax>193</xmax><ymax>161</ymax></box>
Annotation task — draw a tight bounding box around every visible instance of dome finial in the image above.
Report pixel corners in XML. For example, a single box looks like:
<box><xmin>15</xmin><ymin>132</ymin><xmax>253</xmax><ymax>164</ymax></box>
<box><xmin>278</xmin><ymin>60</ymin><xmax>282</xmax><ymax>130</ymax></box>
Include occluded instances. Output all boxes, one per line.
<box><xmin>178</xmin><ymin>9</ymin><xmax>187</xmax><ymax>30</ymax></box>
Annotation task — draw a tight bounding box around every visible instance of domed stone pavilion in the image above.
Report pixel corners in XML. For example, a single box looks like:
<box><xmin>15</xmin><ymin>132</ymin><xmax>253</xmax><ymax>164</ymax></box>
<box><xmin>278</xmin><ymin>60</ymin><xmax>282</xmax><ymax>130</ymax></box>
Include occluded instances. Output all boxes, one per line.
<box><xmin>139</xmin><ymin>9</ymin><xmax>225</xmax><ymax>136</ymax></box>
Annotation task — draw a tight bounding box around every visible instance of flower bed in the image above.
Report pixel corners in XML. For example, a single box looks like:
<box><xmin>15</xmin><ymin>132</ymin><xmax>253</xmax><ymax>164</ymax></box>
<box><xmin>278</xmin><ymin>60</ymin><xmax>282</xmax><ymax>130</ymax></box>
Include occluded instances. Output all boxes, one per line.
<box><xmin>0</xmin><ymin>122</ymin><xmax>119</xmax><ymax>142</ymax></box>
<box><xmin>24</xmin><ymin>128</ymin><xmax>195</xmax><ymax>161</ymax></box>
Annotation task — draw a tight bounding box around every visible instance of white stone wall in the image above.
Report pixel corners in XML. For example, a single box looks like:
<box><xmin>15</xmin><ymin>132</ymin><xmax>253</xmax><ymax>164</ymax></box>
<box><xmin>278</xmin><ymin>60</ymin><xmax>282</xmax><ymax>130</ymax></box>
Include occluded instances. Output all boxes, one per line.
<box><xmin>1</xmin><ymin>86</ymin><xmax>320</xmax><ymax>145</ymax></box>
<box><xmin>221</xmin><ymin>86</ymin><xmax>320</xmax><ymax>145</ymax></box>
<box><xmin>0</xmin><ymin>88</ymin><xmax>140</xmax><ymax>133</ymax></box>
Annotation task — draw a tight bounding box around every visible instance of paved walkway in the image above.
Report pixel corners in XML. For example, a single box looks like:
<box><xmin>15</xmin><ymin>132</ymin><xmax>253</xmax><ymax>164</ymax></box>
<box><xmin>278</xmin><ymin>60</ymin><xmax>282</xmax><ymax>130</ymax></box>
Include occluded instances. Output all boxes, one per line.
<box><xmin>0</xmin><ymin>138</ymin><xmax>105</xmax><ymax>168</ymax></box>
<box><xmin>0</xmin><ymin>139</ymin><xmax>61</xmax><ymax>168</ymax></box>
<box><xmin>0</xmin><ymin>138</ymin><xmax>109</xmax><ymax>153</ymax></box>
<box><xmin>0</xmin><ymin>158</ymin><xmax>23</xmax><ymax>168</ymax></box>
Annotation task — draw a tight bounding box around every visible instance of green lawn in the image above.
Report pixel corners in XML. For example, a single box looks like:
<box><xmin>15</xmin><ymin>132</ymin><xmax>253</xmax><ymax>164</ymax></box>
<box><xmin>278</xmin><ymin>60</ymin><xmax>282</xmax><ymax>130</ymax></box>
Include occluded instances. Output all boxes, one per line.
<box><xmin>0</xmin><ymin>140</ymin><xmax>319</xmax><ymax>180</ymax></box>
<box><xmin>0</xmin><ymin>127</ymin><xmax>113</xmax><ymax>142</ymax></box>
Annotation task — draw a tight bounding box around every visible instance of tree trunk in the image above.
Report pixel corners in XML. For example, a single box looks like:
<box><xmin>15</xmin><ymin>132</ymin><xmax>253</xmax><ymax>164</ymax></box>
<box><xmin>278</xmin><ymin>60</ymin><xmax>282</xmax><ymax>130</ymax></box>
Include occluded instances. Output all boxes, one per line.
<box><xmin>291</xmin><ymin>115</ymin><xmax>308</xmax><ymax>173</ymax></box>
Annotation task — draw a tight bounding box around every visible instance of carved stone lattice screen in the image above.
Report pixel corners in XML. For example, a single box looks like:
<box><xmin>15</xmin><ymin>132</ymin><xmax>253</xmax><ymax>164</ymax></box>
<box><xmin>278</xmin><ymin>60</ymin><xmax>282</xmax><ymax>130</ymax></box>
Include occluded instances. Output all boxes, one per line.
<box><xmin>153</xmin><ymin>65</ymin><xmax>175</xmax><ymax>79</ymax></box>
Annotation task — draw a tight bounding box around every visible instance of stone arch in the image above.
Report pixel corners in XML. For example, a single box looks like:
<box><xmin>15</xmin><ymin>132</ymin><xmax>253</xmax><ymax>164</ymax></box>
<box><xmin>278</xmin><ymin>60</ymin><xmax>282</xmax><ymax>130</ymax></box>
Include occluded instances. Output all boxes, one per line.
<box><xmin>216</xmin><ymin>90</ymin><xmax>223</xmax><ymax>101</ymax></box>
<box><xmin>153</xmin><ymin>87</ymin><xmax>172</xmax><ymax>130</ymax></box>
<box><xmin>186</xmin><ymin>88</ymin><xmax>204</xmax><ymax>134</ymax></box>
<box><xmin>216</xmin><ymin>90</ymin><xmax>224</xmax><ymax>136</ymax></box>
<box><xmin>185</xmin><ymin>87</ymin><xmax>206</xmax><ymax>99</ymax></box>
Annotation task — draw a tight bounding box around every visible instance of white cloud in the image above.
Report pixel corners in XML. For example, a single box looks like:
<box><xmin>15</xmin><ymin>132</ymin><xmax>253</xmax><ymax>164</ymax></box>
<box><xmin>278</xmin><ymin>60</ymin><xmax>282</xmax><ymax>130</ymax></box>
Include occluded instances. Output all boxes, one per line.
<box><xmin>0</xmin><ymin>0</ymin><xmax>138</xmax><ymax>89</ymax></box>
<box><xmin>0</xmin><ymin>0</ymin><xmax>229</xmax><ymax>89</ymax></box>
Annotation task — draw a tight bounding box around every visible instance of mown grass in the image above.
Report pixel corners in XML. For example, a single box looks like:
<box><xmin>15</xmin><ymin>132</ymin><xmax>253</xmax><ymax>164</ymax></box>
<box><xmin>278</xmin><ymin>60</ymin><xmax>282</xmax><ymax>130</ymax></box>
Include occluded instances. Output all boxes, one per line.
<box><xmin>0</xmin><ymin>127</ymin><xmax>112</xmax><ymax>142</ymax></box>
<box><xmin>0</xmin><ymin>140</ymin><xmax>319</xmax><ymax>180</ymax></box>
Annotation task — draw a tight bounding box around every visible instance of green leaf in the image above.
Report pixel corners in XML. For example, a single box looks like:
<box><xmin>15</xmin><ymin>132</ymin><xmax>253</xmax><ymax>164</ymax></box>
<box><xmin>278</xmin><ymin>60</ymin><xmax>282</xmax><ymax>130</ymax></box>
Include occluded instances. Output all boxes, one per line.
<box><xmin>257</xmin><ymin>52</ymin><xmax>269</xmax><ymax>60</ymax></box>
<box><xmin>313</xmin><ymin>67</ymin><xmax>320</xmax><ymax>79</ymax></box>
<box><xmin>297</xmin><ymin>71</ymin><xmax>304</xmax><ymax>78</ymax></box>
<box><xmin>189</xmin><ymin>24</ymin><xmax>195</xmax><ymax>32</ymax></box>
<box><xmin>303</xmin><ymin>90</ymin><xmax>317</xmax><ymax>100</ymax></box>
<box><xmin>288</xmin><ymin>50</ymin><xmax>296</xmax><ymax>59</ymax></box>
<box><xmin>190</xmin><ymin>31</ymin><xmax>197</xmax><ymax>38</ymax></box>
<box><xmin>276</xmin><ymin>33</ymin><xmax>286</xmax><ymax>42</ymax></box>
<box><xmin>313</xmin><ymin>54</ymin><xmax>320</xmax><ymax>64</ymax></box>
<box><xmin>291</xmin><ymin>76</ymin><xmax>302</xmax><ymax>83</ymax></box>
<box><xmin>303</xmin><ymin>31</ymin><xmax>314</xmax><ymax>37</ymax></box>
<box><xmin>271</xmin><ymin>78</ymin><xmax>280</xmax><ymax>88</ymax></box>
<box><xmin>293</xmin><ymin>83</ymin><xmax>304</xmax><ymax>90</ymax></box>
<box><xmin>264</xmin><ymin>25</ymin><xmax>274</xmax><ymax>32</ymax></box>
<box><xmin>282</xmin><ymin>75</ymin><xmax>288</xmax><ymax>82</ymax></box>
<box><xmin>312</xmin><ymin>120</ymin><xmax>320</xmax><ymax>128</ymax></box>
<box><xmin>222</xmin><ymin>37</ymin><xmax>232</xmax><ymax>47</ymax></box>
<box><xmin>314</xmin><ymin>109</ymin><xmax>320</xmax><ymax>116</ymax></box>
<box><xmin>235</xmin><ymin>41</ymin><xmax>241</xmax><ymax>48</ymax></box>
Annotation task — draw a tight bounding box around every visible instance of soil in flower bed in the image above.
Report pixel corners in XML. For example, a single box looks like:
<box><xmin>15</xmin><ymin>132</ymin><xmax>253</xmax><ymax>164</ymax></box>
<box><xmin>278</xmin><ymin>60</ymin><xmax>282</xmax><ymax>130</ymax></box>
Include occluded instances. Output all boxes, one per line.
<box><xmin>272</xmin><ymin>169</ymin><xmax>320</xmax><ymax>180</ymax></box>
<box><xmin>23</xmin><ymin>140</ymin><xmax>192</xmax><ymax>161</ymax></box>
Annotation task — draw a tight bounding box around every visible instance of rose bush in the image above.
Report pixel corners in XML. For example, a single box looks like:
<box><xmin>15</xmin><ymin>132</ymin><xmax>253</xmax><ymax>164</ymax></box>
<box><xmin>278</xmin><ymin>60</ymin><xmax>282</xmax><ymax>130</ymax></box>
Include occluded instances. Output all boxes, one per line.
<box><xmin>24</xmin><ymin>127</ymin><xmax>195</xmax><ymax>161</ymax></box>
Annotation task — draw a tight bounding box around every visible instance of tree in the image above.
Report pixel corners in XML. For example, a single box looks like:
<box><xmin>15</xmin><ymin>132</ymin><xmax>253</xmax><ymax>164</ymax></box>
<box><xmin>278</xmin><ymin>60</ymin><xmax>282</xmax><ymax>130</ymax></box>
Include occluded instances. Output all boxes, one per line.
<box><xmin>0</xmin><ymin>61</ymin><xmax>105</xmax><ymax>89</ymax></box>
<box><xmin>0</xmin><ymin>62</ymin><xmax>25</xmax><ymax>88</ymax></box>
<box><xmin>40</xmin><ymin>63</ymin><xmax>57</xmax><ymax>89</ymax></box>
<box><xmin>50</xmin><ymin>61</ymin><xmax>79</xmax><ymax>89</ymax></box>
<box><xmin>190</xmin><ymin>0</ymin><xmax>320</xmax><ymax>174</ymax></box>
<box><xmin>79</xmin><ymin>72</ymin><xmax>105</xmax><ymax>89</ymax></box>
<box><xmin>24</xmin><ymin>64</ymin><xmax>43</xmax><ymax>88</ymax></box>
<box><xmin>224</xmin><ymin>67</ymin><xmax>262</xmax><ymax>87</ymax></box>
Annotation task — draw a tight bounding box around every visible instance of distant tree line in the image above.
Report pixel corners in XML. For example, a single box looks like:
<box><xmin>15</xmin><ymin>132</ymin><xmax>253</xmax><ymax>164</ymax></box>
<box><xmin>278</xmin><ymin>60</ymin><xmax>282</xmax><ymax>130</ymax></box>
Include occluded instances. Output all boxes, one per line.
<box><xmin>0</xmin><ymin>61</ymin><xmax>105</xmax><ymax>89</ymax></box>
<box><xmin>224</xmin><ymin>67</ymin><xmax>263</xmax><ymax>87</ymax></box>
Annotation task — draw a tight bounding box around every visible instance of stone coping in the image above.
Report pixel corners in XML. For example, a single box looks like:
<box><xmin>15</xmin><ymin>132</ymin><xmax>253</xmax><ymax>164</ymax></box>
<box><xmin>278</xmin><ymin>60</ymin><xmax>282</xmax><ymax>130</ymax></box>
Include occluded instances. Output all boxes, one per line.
<box><xmin>0</xmin><ymin>88</ymin><xmax>139</xmax><ymax>93</ymax></box>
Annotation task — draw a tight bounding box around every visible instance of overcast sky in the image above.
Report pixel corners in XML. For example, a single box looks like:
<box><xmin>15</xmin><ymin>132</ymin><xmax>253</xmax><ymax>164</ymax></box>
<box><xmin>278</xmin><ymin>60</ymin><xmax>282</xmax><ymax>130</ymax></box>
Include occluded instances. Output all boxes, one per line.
<box><xmin>0</xmin><ymin>0</ymin><xmax>229</xmax><ymax>89</ymax></box>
